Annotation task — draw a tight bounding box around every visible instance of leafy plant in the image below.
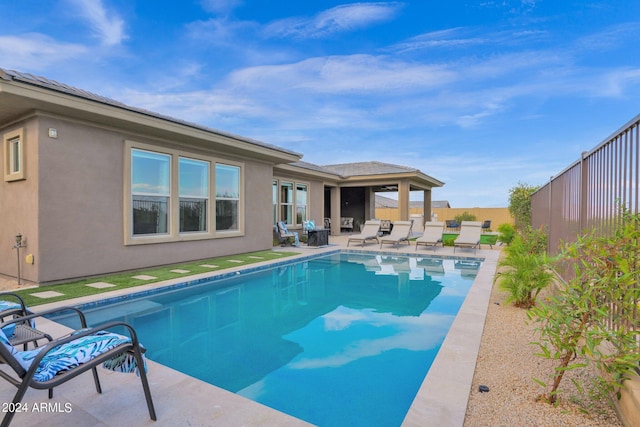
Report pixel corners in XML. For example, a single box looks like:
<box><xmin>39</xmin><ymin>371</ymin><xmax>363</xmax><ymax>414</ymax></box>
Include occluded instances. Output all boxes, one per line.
<box><xmin>442</xmin><ymin>237</ymin><xmax>456</xmax><ymax>246</ymax></box>
<box><xmin>508</xmin><ymin>182</ymin><xmax>539</xmax><ymax>232</ymax></box>
<box><xmin>497</xmin><ymin>223</ymin><xmax>516</xmax><ymax>245</ymax></box>
<box><xmin>497</xmin><ymin>227</ymin><xmax>553</xmax><ymax>308</ymax></box>
<box><xmin>528</xmin><ymin>211</ymin><xmax>640</xmax><ymax>406</ymax></box>
<box><xmin>454</xmin><ymin>211</ymin><xmax>477</xmax><ymax>223</ymax></box>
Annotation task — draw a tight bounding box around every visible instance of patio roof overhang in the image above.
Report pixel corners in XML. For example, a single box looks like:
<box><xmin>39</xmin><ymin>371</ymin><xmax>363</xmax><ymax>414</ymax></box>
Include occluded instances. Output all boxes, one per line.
<box><xmin>0</xmin><ymin>69</ymin><xmax>301</xmax><ymax>165</ymax></box>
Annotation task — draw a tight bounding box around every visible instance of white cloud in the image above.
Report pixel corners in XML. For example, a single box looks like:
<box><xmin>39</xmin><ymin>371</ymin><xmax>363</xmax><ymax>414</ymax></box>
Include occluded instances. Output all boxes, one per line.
<box><xmin>66</xmin><ymin>0</ymin><xmax>126</xmax><ymax>46</ymax></box>
<box><xmin>264</xmin><ymin>2</ymin><xmax>403</xmax><ymax>39</ymax></box>
<box><xmin>227</xmin><ymin>54</ymin><xmax>457</xmax><ymax>93</ymax></box>
<box><xmin>0</xmin><ymin>33</ymin><xmax>87</xmax><ymax>69</ymax></box>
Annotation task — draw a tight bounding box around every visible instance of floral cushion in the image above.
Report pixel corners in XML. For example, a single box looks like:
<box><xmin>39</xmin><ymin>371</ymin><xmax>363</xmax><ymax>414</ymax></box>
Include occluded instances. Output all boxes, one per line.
<box><xmin>0</xmin><ymin>327</ymin><xmax>145</xmax><ymax>381</ymax></box>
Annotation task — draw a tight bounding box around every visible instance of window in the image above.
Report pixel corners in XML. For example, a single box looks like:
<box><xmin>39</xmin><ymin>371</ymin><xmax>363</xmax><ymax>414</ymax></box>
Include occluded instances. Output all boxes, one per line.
<box><xmin>272</xmin><ymin>180</ymin><xmax>278</xmax><ymax>225</ymax></box>
<box><xmin>273</xmin><ymin>179</ymin><xmax>310</xmax><ymax>227</ymax></box>
<box><xmin>131</xmin><ymin>149</ymin><xmax>170</xmax><ymax>235</ymax></box>
<box><xmin>280</xmin><ymin>182</ymin><xmax>294</xmax><ymax>224</ymax></box>
<box><xmin>296</xmin><ymin>184</ymin><xmax>308</xmax><ymax>224</ymax></box>
<box><xmin>125</xmin><ymin>142</ymin><xmax>244</xmax><ymax>244</ymax></box>
<box><xmin>179</xmin><ymin>157</ymin><xmax>209</xmax><ymax>232</ymax></box>
<box><xmin>215</xmin><ymin>164</ymin><xmax>240</xmax><ymax>231</ymax></box>
<box><xmin>3</xmin><ymin>129</ymin><xmax>25</xmax><ymax>181</ymax></box>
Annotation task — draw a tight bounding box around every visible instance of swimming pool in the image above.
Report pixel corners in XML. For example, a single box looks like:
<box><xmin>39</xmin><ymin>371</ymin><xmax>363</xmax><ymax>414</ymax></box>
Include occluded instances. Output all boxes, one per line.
<box><xmin>48</xmin><ymin>252</ymin><xmax>481</xmax><ymax>426</ymax></box>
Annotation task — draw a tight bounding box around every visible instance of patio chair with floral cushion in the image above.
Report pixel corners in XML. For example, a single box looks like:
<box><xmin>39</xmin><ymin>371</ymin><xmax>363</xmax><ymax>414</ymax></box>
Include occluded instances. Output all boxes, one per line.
<box><xmin>0</xmin><ymin>306</ymin><xmax>156</xmax><ymax>426</ymax></box>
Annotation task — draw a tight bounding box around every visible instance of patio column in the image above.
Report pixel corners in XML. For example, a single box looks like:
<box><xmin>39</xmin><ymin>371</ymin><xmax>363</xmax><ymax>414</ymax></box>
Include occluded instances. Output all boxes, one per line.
<box><xmin>423</xmin><ymin>189</ymin><xmax>432</xmax><ymax>222</ymax></box>
<box><xmin>330</xmin><ymin>186</ymin><xmax>340</xmax><ymax>235</ymax></box>
<box><xmin>398</xmin><ymin>179</ymin><xmax>410</xmax><ymax>221</ymax></box>
<box><xmin>364</xmin><ymin>187</ymin><xmax>375</xmax><ymax>220</ymax></box>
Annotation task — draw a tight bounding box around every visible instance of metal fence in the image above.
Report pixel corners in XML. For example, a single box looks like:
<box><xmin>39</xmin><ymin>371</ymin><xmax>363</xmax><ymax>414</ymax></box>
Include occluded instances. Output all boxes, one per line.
<box><xmin>531</xmin><ymin>113</ymin><xmax>640</xmax><ymax>280</ymax></box>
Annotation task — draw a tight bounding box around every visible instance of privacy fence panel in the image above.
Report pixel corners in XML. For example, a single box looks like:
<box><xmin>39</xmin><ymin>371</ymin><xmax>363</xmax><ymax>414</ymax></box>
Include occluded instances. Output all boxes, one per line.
<box><xmin>531</xmin><ymin>114</ymin><xmax>640</xmax><ymax>282</ymax></box>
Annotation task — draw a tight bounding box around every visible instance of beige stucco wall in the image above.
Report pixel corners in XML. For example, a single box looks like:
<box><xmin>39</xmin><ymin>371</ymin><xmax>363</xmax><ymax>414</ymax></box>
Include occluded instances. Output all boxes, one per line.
<box><xmin>6</xmin><ymin>115</ymin><xmax>276</xmax><ymax>284</ymax></box>
<box><xmin>0</xmin><ymin>117</ymin><xmax>40</xmax><ymax>284</ymax></box>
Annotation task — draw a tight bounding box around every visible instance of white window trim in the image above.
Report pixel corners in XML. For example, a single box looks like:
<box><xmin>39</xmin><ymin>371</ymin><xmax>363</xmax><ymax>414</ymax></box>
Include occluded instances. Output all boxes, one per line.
<box><xmin>272</xmin><ymin>177</ymin><xmax>310</xmax><ymax>228</ymax></box>
<box><xmin>124</xmin><ymin>140</ymin><xmax>244</xmax><ymax>245</ymax></box>
<box><xmin>3</xmin><ymin>128</ymin><xmax>25</xmax><ymax>182</ymax></box>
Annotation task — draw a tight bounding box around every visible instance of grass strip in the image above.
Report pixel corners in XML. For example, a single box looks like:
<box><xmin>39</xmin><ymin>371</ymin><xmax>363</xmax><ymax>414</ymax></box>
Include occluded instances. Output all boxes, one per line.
<box><xmin>13</xmin><ymin>250</ymin><xmax>298</xmax><ymax>307</ymax></box>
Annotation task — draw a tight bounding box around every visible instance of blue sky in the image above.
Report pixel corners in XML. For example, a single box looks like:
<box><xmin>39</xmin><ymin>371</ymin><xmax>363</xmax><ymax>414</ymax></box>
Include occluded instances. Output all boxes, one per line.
<box><xmin>2</xmin><ymin>1</ymin><xmax>640</xmax><ymax>207</ymax></box>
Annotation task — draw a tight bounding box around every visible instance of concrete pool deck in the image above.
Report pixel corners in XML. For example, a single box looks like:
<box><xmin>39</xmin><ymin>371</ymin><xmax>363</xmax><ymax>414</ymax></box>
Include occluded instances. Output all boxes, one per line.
<box><xmin>0</xmin><ymin>236</ymin><xmax>500</xmax><ymax>426</ymax></box>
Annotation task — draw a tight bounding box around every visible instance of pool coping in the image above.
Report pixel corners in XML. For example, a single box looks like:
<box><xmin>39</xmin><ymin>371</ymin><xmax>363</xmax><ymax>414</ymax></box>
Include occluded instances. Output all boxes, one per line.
<box><xmin>22</xmin><ymin>244</ymin><xmax>500</xmax><ymax>427</ymax></box>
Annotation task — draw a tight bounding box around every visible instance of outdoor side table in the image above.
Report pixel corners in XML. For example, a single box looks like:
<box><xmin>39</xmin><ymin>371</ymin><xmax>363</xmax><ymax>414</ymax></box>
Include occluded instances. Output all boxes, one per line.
<box><xmin>308</xmin><ymin>229</ymin><xmax>329</xmax><ymax>246</ymax></box>
<box><xmin>9</xmin><ymin>323</ymin><xmax>53</xmax><ymax>349</ymax></box>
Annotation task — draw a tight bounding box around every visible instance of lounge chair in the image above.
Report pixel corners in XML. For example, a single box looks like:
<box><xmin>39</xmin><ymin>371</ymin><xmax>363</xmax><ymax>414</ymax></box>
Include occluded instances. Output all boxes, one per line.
<box><xmin>415</xmin><ymin>221</ymin><xmax>444</xmax><ymax>251</ymax></box>
<box><xmin>481</xmin><ymin>220</ymin><xmax>491</xmax><ymax>233</ymax></box>
<box><xmin>0</xmin><ymin>306</ymin><xmax>157</xmax><ymax>426</ymax></box>
<box><xmin>454</xmin><ymin>221</ymin><xmax>483</xmax><ymax>253</ymax></box>
<box><xmin>347</xmin><ymin>220</ymin><xmax>381</xmax><ymax>247</ymax></box>
<box><xmin>276</xmin><ymin>221</ymin><xmax>299</xmax><ymax>247</ymax></box>
<box><xmin>379</xmin><ymin>220</ymin><xmax>413</xmax><ymax>248</ymax></box>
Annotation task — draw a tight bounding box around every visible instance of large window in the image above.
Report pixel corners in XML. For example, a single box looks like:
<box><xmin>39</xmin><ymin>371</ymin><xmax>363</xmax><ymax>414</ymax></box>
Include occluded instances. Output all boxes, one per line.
<box><xmin>125</xmin><ymin>142</ymin><xmax>244</xmax><ymax>244</ymax></box>
<box><xmin>131</xmin><ymin>149</ymin><xmax>170</xmax><ymax>235</ymax></box>
<box><xmin>215</xmin><ymin>164</ymin><xmax>240</xmax><ymax>231</ymax></box>
<box><xmin>296</xmin><ymin>184</ymin><xmax>308</xmax><ymax>224</ymax></box>
<box><xmin>273</xmin><ymin>179</ymin><xmax>310</xmax><ymax>227</ymax></box>
<box><xmin>272</xmin><ymin>180</ymin><xmax>278</xmax><ymax>225</ymax></box>
<box><xmin>179</xmin><ymin>157</ymin><xmax>209</xmax><ymax>233</ymax></box>
<box><xmin>280</xmin><ymin>182</ymin><xmax>294</xmax><ymax>224</ymax></box>
<box><xmin>3</xmin><ymin>128</ymin><xmax>25</xmax><ymax>182</ymax></box>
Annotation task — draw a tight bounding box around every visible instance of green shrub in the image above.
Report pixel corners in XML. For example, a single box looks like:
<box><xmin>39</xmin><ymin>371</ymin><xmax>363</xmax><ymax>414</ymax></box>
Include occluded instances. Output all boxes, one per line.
<box><xmin>497</xmin><ymin>223</ymin><xmax>516</xmax><ymax>245</ymax></box>
<box><xmin>528</xmin><ymin>210</ymin><xmax>640</xmax><ymax>406</ymax></box>
<box><xmin>454</xmin><ymin>211</ymin><xmax>477</xmax><ymax>223</ymax></box>
<box><xmin>442</xmin><ymin>237</ymin><xmax>455</xmax><ymax>246</ymax></box>
<box><xmin>497</xmin><ymin>232</ymin><xmax>553</xmax><ymax>308</ymax></box>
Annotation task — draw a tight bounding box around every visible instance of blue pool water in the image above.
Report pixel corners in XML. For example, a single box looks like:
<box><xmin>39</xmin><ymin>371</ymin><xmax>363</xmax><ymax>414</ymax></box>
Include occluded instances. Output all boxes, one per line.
<box><xmin>48</xmin><ymin>252</ymin><xmax>481</xmax><ymax>426</ymax></box>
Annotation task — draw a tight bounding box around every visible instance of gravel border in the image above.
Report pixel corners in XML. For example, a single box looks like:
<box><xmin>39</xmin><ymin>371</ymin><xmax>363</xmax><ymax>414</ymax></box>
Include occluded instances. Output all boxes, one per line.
<box><xmin>463</xmin><ymin>278</ymin><xmax>623</xmax><ymax>426</ymax></box>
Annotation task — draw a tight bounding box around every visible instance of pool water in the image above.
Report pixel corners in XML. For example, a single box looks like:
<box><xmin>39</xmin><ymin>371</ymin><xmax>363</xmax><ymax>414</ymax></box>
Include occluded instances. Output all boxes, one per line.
<box><xmin>49</xmin><ymin>252</ymin><xmax>481</xmax><ymax>426</ymax></box>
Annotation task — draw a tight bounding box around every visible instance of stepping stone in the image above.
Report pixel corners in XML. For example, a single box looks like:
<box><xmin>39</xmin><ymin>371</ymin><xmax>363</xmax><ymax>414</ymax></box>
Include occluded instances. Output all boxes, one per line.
<box><xmin>228</xmin><ymin>260</ymin><xmax>244</xmax><ymax>263</ymax></box>
<box><xmin>170</xmin><ymin>269</ymin><xmax>190</xmax><ymax>274</ymax></box>
<box><xmin>248</xmin><ymin>256</ymin><xmax>264</xmax><ymax>259</ymax></box>
<box><xmin>30</xmin><ymin>291</ymin><xmax>64</xmax><ymax>299</ymax></box>
<box><xmin>85</xmin><ymin>282</ymin><xmax>116</xmax><ymax>289</ymax></box>
<box><xmin>268</xmin><ymin>252</ymin><xmax>284</xmax><ymax>256</ymax></box>
<box><xmin>132</xmin><ymin>275</ymin><xmax>157</xmax><ymax>281</ymax></box>
<box><xmin>200</xmin><ymin>264</ymin><xmax>218</xmax><ymax>268</ymax></box>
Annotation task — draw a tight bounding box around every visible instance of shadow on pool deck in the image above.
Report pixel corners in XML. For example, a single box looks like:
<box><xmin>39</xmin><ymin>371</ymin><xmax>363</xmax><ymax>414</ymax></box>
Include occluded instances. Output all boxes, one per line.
<box><xmin>0</xmin><ymin>235</ymin><xmax>500</xmax><ymax>427</ymax></box>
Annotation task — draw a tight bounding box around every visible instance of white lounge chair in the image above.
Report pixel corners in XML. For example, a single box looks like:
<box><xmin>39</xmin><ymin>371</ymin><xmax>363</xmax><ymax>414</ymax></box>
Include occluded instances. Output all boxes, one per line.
<box><xmin>453</xmin><ymin>221</ymin><xmax>482</xmax><ymax>253</ymax></box>
<box><xmin>347</xmin><ymin>220</ymin><xmax>381</xmax><ymax>247</ymax></box>
<box><xmin>415</xmin><ymin>221</ymin><xmax>444</xmax><ymax>251</ymax></box>
<box><xmin>379</xmin><ymin>221</ymin><xmax>413</xmax><ymax>248</ymax></box>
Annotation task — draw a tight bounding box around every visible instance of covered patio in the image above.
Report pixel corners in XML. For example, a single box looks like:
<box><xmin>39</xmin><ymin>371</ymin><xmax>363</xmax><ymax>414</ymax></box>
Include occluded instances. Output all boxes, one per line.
<box><xmin>321</xmin><ymin>162</ymin><xmax>444</xmax><ymax>235</ymax></box>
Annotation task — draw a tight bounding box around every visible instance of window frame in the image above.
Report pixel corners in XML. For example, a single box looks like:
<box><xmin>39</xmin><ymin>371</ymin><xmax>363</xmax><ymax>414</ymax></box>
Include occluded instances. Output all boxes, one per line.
<box><xmin>179</xmin><ymin>156</ymin><xmax>210</xmax><ymax>234</ymax></box>
<box><xmin>3</xmin><ymin>128</ymin><xmax>25</xmax><ymax>182</ymax></box>
<box><xmin>272</xmin><ymin>178</ymin><xmax>310</xmax><ymax>228</ymax></box>
<box><xmin>124</xmin><ymin>141</ymin><xmax>244</xmax><ymax>245</ymax></box>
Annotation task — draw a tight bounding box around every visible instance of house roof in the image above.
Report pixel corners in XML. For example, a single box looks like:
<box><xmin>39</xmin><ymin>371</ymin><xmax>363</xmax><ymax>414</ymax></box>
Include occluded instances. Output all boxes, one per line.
<box><xmin>322</xmin><ymin>161</ymin><xmax>419</xmax><ymax>177</ymax></box>
<box><xmin>0</xmin><ymin>68</ymin><xmax>301</xmax><ymax>164</ymax></box>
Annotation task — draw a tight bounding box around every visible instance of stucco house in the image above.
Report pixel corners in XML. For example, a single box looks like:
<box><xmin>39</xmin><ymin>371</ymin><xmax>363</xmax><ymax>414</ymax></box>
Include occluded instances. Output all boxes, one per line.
<box><xmin>0</xmin><ymin>69</ymin><xmax>443</xmax><ymax>285</ymax></box>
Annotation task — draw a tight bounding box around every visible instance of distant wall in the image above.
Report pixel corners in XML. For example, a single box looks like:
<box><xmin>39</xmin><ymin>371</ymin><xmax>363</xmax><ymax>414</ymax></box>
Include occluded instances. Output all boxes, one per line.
<box><xmin>375</xmin><ymin>207</ymin><xmax>514</xmax><ymax>231</ymax></box>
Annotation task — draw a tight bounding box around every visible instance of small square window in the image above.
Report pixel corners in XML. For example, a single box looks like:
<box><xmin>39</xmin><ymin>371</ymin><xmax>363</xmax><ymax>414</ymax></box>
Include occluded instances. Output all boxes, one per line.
<box><xmin>3</xmin><ymin>129</ymin><xmax>25</xmax><ymax>182</ymax></box>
